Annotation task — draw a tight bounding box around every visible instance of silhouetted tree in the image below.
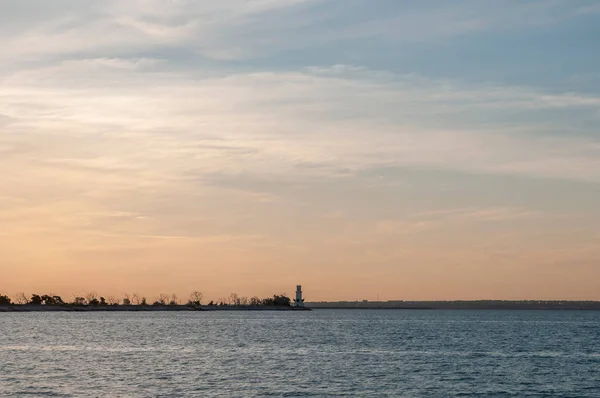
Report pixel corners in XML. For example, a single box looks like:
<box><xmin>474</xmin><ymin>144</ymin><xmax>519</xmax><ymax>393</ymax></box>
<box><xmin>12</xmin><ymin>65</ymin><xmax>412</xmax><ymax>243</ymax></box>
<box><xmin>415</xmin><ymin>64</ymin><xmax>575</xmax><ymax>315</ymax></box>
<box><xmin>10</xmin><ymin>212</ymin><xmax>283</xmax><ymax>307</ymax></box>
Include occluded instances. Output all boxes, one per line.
<box><xmin>85</xmin><ymin>292</ymin><xmax>98</xmax><ymax>305</ymax></box>
<box><xmin>73</xmin><ymin>297</ymin><xmax>86</xmax><ymax>306</ymax></box>
<box><xmin>41</xmin><ymin>295</ymin><xmax>64</xmax><ymax>305</ymax></box>
<box><xmin>274</xmin><ymin>294</ymin><xmax>291</xmax><ymax>306</ymax></box>
<box><xmin>99</xmin><ymin>297</ymin><xmax>107</xmax><ymax>306</ymax></box>
<box><xmin>250</xmin><ymin>296</ymin><xmax>261</xmax><ymax>306</ymax></box>
<box><xmin>189</xmin><ymin>291</ymin><xmax>203</xmax><ymax>306</ymax></box>
<box><xmin>229</xmin><ymin>293</ymin><xmax>241</xmax><ymax>306</ymax></box>
<box><xmin>154</xmin><ymin>293</ymin><xmax>169</xmax><ymax>306</ymax></box>
<box><xmin>30</xmin><ymin>294</ymin><xmax>43</xmax><ymax>305</ymax></box>
<box><xmin>262</xmin><ymin>297</ymin><xmax>272</xmax><ymax>306</ymax></box>
<box><xmin>140</xmin><ymin>297</ymin><xmax>148</xmax><ymax>306</ymax></box>
<box><xmin>0</xmin><ymin>295</ymin><xmax>11</xmax><ymax>305</ymax></box>
<box><xmin>208</xmin><ymin>300</ymin><xmax>215</xmax><ymax>306</ymax></box>
<box><xmin>107</xmin><ymin>296</ymin><xmax>119</xmax><ymax>306</ymax></box>
<box><xmin>15</xmin><ymin>292</ymin><xmax>28</xmax><ymax>305</ymax></box>
<box><xmin>262</xmin><ymin>294</ymin><xmax>291</xmax><ymax>307</ymax></box>
<box><xmin>169</xmin><ymin>294</ymin><xmax>179</xmax><ymax>306</ymax></box>
<box><xmin>122</xmin><ymin>297</ymin><xmax>131</xmax><ymax>305</ymax></box>
<box><xmin>132</xmin><ymin>293</ymin><xmax>141</xmax><ymax>305</ymax></box>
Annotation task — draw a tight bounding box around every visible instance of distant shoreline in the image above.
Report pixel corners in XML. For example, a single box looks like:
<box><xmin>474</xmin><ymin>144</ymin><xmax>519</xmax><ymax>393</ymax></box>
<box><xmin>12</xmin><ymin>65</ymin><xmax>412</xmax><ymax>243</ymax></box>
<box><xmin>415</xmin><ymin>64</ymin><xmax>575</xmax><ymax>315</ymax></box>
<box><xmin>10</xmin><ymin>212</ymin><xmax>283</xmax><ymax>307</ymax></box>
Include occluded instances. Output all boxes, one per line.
<box><xmin>0</xmin><ymin>305</ymin><xmax>312</xmax><ymax>312</ymax></box>
<box><xmin>3</xmin><ymin>301</ymin><xmax>600</xmax><ymax>312</ymax></box>
<box><xmin>307</xmin><ymin>300</ymin><xmax>600</xmax><ymax>310</ymax></box>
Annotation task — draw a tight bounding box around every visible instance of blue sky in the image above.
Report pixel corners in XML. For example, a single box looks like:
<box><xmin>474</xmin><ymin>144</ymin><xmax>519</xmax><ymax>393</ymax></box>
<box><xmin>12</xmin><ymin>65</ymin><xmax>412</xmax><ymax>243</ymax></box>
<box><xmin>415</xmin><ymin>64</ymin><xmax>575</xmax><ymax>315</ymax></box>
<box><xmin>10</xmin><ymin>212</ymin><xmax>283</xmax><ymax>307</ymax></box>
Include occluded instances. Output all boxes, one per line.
<box><xmin>1</xmin><ymin>0</ymin><xmax>599</xmax><ymax>300</ymax></box>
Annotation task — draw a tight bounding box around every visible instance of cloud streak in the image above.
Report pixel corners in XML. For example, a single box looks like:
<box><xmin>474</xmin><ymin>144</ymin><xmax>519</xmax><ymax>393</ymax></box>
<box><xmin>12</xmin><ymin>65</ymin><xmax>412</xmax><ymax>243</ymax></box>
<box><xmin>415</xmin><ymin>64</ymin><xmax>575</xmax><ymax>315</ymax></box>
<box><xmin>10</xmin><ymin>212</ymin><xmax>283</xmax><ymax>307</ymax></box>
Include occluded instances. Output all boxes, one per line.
<box><xmin>3</xmin><ymin>62</ymin><xmax>599</xmax><ymax>184</ymax></box>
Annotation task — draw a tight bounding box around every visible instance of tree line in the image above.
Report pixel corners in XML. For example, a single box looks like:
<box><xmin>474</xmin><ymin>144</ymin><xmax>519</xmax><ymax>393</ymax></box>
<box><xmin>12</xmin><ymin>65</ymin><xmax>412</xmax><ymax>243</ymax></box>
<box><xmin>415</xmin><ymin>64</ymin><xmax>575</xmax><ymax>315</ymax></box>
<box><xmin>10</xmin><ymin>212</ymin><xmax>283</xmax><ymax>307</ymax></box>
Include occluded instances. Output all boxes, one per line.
<box><xmin>0</xmin><ymin>292</ymin><xmax>292</xmax><ymax>307</ymax></box>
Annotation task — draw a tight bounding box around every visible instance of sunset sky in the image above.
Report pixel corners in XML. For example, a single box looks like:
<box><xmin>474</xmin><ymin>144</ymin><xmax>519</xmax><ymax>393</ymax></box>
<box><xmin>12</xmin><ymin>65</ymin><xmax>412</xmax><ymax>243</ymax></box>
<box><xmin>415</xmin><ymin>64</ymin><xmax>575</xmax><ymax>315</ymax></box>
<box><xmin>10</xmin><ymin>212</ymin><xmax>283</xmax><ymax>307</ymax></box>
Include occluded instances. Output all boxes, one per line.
<box><xmin>1</xmin><ymin>0</ymin><xmax>599</xmax><ymax>302</ymax></box>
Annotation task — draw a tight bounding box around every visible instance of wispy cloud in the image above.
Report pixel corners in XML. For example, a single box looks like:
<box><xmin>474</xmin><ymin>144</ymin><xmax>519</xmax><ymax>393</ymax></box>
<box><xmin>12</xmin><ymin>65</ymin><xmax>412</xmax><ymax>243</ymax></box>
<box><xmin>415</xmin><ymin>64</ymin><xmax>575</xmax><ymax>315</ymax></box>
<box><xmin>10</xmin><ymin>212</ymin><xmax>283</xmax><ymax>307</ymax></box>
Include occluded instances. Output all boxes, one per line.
<box><xmin>576</xmin><ymin>3</ymin><xmax>600</xmax><ymax>15</ymax></box>
<box><xmin>413</xmin><ymin>207</ymin><xmax>540</xmax><ymax>222</ymax></box>
<box><xmin>0</xmin><ymin>0</ymin><xmax>315</xmax><ymax>62</ymax></box>
<box><xmin>376</xmin><ymin>220</ymin><xmax>440</xmax><ymax>235</ymax></box>
<box><xmin>4</xmin><ymin>62</ymin><xmax>599</xmax><ymax>182</ymax></box>
<box><xmin>0</xmin><ymin>0</ymin><xmax>590</xmax><ymax>65</ymax></box>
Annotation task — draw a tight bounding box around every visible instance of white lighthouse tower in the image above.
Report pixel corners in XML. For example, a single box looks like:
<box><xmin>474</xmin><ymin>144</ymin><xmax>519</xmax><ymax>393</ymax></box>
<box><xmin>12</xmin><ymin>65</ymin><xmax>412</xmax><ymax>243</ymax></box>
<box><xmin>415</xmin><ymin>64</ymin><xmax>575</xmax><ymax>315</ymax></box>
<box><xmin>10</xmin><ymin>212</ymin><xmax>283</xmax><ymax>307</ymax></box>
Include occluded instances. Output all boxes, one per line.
<box><xmin>294</xmin><ymin>285</ymin><xmax>304</xmax><ymax>307</ymax></box>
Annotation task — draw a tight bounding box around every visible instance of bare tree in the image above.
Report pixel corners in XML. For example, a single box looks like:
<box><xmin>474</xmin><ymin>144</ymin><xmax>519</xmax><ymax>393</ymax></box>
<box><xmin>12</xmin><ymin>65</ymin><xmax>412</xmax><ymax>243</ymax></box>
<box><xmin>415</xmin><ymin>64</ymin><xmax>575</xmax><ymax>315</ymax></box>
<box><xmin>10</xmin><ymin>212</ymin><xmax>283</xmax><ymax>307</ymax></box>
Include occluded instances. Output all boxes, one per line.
<box><xmin>131</xmin><ymin>293</ymin><xmax>140</xmax><ymax>305</ymax></box>
<box><xmin>122</xmin><ymin>293</ymin><xmax>131</xmax><ymax>305</ymax></box>
<box><xmin>14</xmin><ymin>292</ymin><xmax>28</xmax><ymax>305</ymax></box>
<box><xmin>107</xmin><ymin>296</ymin><xmax>119</xmax><ymax>305</ymax></box>
<box><xmin>159</xmin><ymin>293</ymin><xmax>169</xmax><ymax>305</ymax></box>
<box><xmin>169</xmin><ymin>294</ymin><xmax>179</xmax><ymax>306</ymax></box>
<box><xmin>250</xmin><ymin>296</ymin><xmax>261</xmax><ymax>306</ymax></box>
<box><xmin>189</xmin><ymin>291</ymin><xmax>203</xmax><ymax>306</ymax></box>
<box><xmin>240</xmin><ymin>296</ymin><xmax>249</xmax><ymax>306</ymax></box>
<box><xmin>85</xmin><ymin>292</ymin><xmax>98</xmax><ymax>305</ymax></box>
<box><xmin>154</xmin><ymin>293</ymin><xmax>169</xmax><ymax>306</ymax></box>
<box><xmin>228</xmin><ymin>293</ymin><xmax>240</xmax><ymax>306</ymax></box>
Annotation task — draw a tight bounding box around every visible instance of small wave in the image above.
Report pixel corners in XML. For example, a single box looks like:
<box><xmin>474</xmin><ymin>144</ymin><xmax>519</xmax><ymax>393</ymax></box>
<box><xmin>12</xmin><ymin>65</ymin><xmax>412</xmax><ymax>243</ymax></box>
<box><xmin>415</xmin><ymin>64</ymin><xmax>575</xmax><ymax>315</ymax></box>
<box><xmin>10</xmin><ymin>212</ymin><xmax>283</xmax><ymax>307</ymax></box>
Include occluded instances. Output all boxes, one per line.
<box><xmin>0</xmin><ymin>345</ymin><xmax>30</xmax><ymax>351</ymax></box>
<box><xmin>0</xmin><ymin>345</ymin><xmax>195</xmax><ymax>353</ymax></box>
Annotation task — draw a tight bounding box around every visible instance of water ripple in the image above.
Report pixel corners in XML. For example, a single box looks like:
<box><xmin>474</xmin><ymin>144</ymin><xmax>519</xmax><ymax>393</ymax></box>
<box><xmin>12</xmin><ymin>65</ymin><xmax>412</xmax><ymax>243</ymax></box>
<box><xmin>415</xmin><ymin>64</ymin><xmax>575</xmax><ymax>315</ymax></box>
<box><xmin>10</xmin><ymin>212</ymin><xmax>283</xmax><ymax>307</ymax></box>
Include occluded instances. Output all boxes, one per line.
<box><xmin>1</xmin><ymin>310</ymin><xmax>599</xmax><ymax>397</ymax></box>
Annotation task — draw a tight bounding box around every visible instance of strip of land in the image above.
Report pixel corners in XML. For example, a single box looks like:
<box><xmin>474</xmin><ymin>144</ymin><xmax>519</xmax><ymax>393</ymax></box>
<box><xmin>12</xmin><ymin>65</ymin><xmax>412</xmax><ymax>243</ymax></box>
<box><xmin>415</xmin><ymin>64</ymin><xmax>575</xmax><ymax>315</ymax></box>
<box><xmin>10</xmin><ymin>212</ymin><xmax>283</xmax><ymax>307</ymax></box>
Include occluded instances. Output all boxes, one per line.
<box><xmin>3</xmin><ymin>301</ymin><xmax>600</xmax><ymax>311</ymax></box>
<box><xmin>306</xmin><ymin>301</ymin><xmax>600</xmax><ymax>310</ymax></box>
<box><xmin>0</xmin><ymin>304</ymin><xmax>311</xmax><ymax>312</ymax></box>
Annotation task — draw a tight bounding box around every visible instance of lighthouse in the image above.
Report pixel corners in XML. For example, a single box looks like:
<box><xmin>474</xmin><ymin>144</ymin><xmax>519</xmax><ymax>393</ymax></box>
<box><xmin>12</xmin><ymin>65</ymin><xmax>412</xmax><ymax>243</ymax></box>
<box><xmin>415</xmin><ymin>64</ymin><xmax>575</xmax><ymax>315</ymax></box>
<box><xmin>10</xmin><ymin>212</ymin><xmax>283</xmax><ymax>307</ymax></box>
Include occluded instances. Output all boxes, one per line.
<box><xmin>294</xmin><ymin>285</ymin><xmax>304</xmax><ymax>307</ymax></box>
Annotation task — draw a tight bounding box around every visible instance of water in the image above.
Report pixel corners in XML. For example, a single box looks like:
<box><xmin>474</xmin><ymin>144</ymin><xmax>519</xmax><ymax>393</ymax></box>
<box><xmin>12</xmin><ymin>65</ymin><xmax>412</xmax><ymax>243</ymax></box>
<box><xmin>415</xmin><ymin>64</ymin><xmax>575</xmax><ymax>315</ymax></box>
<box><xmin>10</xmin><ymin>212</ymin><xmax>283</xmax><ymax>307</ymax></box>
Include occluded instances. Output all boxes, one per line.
<box><xmin>1</xmin><ymin>310</ymin><xmax>599</xmax><ymax>397</ymax></box>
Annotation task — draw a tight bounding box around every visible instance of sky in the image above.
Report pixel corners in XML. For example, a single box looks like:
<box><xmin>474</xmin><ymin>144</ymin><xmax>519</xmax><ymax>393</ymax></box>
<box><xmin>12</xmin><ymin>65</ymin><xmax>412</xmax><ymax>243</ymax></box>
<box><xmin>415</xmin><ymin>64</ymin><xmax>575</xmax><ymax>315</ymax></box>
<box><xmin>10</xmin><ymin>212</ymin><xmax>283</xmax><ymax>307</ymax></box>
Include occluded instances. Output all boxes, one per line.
<box><xmin>1</xmin><ymin>0</ymin><xmax>600</xmax><ymax>302</ymax></box>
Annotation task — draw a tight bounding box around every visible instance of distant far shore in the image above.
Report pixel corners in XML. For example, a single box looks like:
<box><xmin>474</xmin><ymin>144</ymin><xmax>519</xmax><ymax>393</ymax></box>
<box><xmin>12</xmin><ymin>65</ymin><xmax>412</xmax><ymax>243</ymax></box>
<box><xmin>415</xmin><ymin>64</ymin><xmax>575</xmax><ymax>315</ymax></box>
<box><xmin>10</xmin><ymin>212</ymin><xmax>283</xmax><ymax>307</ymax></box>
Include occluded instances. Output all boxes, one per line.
<box><xmin>306</xmin><ymin>300</ymin><xmax>600</xmax><ymax>310</ymax></box>
<box><xmin>4</xmin><ymin>301</ymin><xmax>600</xmax><ymax>312</ymax></box>
<box><xmin>0</xmin><ymin>304</ymin><xmax>311</xmax><ymax>312</ymax></box>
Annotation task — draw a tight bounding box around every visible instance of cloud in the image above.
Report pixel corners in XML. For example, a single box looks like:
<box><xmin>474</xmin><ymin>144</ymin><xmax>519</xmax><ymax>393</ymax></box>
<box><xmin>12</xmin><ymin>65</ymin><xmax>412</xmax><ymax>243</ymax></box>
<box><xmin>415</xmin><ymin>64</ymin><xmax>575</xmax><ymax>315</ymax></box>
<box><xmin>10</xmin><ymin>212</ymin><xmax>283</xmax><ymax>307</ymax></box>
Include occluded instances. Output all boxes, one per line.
<box><xmin>0</xmin><ymin>0</ymin><xmax>316</xmax><ymax>62</ymax></box>
<box><xmin>376</xmin><ymin>220</ymin><xmax>440</xmax><ymax>235</ymax></box>
<box><xmin>372</xmin><ymin>207</ymin><xmax>540</xmax><ymax>239</ymax></box>
<box><xmin>0</xmin><ymin>0</ymin><xmax>590</xmax><ymax>66</ymax></box>
<box><xmin>576</xmin><ymin>3</ymin><xmax>600</xmax><ymax>15</ymax></box>
<box><xmin>413</xmin><ymin>207</ymin><xmax>540</xmax><ymax>222</ymax></box>
<box><xmin>2</xmin><ymin>60</ymin><xmax>599</xmax><ymax>194</ymax></box>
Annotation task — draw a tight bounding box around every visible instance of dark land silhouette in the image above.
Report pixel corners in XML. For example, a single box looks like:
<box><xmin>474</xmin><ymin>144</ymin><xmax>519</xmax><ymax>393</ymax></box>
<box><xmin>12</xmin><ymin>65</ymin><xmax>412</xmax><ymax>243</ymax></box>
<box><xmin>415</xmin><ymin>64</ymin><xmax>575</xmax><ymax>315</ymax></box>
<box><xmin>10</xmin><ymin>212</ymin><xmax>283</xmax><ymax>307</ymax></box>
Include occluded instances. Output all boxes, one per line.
<box><xmin>3</xmin><ymin>292</ymin><xmax>600</xmax><ymax>311</ymax></box>
<box><xmin>307</xmin><ymin>300</ymin><xmax>600</xmax><ymax>310</ymax></box>
<box><xmin>0</xmin><ymin>292</ymin><xmax>310</xmax><ymax>312</ymax></box>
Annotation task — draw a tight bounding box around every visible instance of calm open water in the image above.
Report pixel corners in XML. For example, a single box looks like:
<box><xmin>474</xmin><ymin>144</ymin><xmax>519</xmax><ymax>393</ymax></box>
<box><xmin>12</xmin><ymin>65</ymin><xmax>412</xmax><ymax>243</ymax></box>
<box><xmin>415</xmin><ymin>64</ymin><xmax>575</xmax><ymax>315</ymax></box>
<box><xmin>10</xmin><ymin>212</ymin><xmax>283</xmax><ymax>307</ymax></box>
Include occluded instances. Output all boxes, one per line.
<box><xmin>1</xmin><ymin>310</ymin><xmax>599</xmax><ymax>397</ymax></box>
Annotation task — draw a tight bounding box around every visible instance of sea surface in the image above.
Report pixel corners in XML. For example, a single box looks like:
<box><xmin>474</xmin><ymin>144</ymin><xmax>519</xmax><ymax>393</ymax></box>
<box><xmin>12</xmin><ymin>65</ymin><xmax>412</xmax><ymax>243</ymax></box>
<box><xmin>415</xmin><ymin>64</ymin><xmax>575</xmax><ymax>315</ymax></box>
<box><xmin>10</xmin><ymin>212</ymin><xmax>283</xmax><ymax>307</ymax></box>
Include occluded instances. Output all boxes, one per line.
<box><xmin>1</xmin><ymin>310</ymin><xmax>599</xmax><ymax>397</ymax></box>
